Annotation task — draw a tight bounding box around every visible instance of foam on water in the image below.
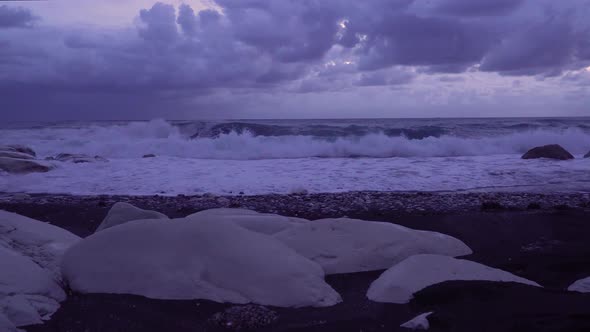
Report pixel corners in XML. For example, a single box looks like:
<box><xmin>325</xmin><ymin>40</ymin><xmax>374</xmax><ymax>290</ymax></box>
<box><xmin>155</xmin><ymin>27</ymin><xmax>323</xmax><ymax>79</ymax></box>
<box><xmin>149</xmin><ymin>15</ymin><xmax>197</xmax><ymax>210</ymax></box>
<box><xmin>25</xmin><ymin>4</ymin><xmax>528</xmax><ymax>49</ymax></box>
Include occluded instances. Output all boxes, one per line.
<box><xmin>1</xmin><ymin>118</ymin><xmax>589</xmax><ymax>195</ymax></box>
<box><xmin>1</xmin><ymin>119</ymin><xmax>590</xmax><ymax>160</ymax></box>
<box><xmin>1</xmin><ymin>154</ymin><xmax>590</xmax><ymax>195</ymax></box>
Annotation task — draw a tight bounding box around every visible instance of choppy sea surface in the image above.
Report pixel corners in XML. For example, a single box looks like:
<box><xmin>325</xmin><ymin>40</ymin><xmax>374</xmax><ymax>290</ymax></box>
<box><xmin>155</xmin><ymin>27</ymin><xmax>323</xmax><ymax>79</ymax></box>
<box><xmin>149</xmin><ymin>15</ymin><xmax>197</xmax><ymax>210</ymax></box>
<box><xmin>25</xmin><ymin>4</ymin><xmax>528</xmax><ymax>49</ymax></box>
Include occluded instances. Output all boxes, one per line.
<box><xmin>1</xmin><ymin>118</ymin><xmax>589</xmax><ymax>195</ymax></box>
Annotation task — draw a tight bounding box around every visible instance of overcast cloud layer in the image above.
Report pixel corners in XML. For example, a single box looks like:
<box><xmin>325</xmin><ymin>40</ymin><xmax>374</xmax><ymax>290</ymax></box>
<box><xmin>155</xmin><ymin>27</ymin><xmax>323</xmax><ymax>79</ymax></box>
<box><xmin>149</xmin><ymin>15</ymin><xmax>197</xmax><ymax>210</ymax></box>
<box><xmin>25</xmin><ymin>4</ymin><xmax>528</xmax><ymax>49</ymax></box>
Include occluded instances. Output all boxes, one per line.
<box><xmin>1</xmin><ymin>0</ymin><xmax>590</xmax><ymax>120</ymax></box>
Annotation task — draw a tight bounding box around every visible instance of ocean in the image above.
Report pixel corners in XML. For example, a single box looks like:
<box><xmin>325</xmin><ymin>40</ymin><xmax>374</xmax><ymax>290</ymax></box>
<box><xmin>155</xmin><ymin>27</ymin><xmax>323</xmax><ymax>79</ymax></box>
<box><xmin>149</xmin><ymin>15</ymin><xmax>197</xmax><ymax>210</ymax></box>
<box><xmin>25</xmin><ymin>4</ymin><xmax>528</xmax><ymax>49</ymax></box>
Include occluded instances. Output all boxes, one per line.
<box><xmin>1</xmin><ymin>117</ymin><xmax>590</xmax><ymax>195</ymax></box>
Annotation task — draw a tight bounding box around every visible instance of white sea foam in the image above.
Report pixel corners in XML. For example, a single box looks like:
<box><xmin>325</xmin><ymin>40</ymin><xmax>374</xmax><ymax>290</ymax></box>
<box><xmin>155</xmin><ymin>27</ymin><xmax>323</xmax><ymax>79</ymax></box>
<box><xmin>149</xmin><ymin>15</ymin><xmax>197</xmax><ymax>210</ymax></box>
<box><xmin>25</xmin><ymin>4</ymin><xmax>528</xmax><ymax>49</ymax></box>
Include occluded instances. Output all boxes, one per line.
<box><xmin>1</xmin><ymin>119</ymin><xmax>589</xmax><ymax>195</ymax></box>
<box><xmin>1</xmin><ymin>154</ymin><xmax>589</xmax><ymax>195</ymax></box>
<box><xmin>1</xmin><ymin>119</ymin><xmax>590</xmax><ymax>160</ymax></box>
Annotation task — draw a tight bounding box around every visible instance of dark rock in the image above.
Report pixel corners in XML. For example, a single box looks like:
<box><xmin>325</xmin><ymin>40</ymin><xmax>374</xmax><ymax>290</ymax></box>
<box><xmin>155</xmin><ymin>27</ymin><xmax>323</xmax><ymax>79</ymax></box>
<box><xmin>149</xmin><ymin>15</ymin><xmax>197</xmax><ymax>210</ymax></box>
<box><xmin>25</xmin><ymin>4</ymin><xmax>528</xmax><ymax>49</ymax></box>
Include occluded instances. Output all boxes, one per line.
<box><xmin>412</xmin><ymin>281</ymin><xmax>590</xmax><ymax>332</ymax></box>
<box><xmin>554</xmin><ymin>204</ymin><xmax>570</xmax><ymax>211</ymax></box>
<box><xmin>481</xmin><ymin>201</ymin><xmax>504</xmax><ymax>211</ymax></box>
<box><xmin>47</xmin><ymin>153</ymin><xmax>108</xmax><ymax>163</ymax></box>
<box><xmin>0</xmin><ymin>144</ymin><xmax>36</xmax><ymax>157</ymax></box>
<box><xmin>0</xmin><ymin>157</ymin><xmax>52</xmax><ymax>174</ymax></box>
<box><xmin>0</xmin><ymin>151</ymin><xmax>35</xmax><ymax>160</ymax></box>
<box><xmin>143</xmin><ymin>154</ymin><xmax>157</xmax><ymax>158</ymax></box>
<box><xmin>522</xmin><ymin>144</ymin><xmax>574</xmax><ymax>160</ymax></box>
<box><xmin>211</xmin><ymin>305</ymin><xmax>278</xmax><ymax>331</ymax></box>
<box><xmin>527</xmin><ymin>202</ymin><xmax>542</xmax><ymax>210</ymax></box>
<box><xmin>585</xmin><ymin>151</ymin><xmax>590</xmax><ymax>158</ymax></box>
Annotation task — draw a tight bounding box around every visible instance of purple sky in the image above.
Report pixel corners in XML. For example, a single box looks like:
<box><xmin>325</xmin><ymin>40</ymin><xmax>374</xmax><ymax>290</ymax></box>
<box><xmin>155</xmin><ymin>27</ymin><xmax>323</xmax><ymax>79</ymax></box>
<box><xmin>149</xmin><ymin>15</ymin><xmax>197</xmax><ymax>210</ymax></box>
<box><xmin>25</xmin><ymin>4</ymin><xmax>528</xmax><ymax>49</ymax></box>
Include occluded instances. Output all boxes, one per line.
<box><xmin>1</xmin><ymin>0</ymin><xmax>590</xmax><ymax>120</ymax></box>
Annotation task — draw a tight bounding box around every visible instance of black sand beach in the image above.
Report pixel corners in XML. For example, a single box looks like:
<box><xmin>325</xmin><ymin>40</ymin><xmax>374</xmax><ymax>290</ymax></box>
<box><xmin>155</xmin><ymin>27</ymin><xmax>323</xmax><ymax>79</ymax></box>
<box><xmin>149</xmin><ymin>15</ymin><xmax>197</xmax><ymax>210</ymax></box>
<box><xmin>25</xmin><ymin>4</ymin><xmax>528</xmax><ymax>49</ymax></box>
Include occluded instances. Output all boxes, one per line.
<box><xmin>1</xmin><ymin>192</ymin><xmax>590</xmax><ymax>332</ymax></box>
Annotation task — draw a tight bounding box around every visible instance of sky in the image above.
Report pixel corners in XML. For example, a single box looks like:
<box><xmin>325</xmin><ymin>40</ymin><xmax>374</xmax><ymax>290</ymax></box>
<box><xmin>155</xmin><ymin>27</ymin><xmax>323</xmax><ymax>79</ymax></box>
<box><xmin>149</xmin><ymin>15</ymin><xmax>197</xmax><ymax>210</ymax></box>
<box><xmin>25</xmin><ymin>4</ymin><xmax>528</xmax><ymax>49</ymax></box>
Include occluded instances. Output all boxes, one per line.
<box><xmin>1</xmin><ymin>0</ymin><xmax>590</xmax><ymax>120</ymax></box>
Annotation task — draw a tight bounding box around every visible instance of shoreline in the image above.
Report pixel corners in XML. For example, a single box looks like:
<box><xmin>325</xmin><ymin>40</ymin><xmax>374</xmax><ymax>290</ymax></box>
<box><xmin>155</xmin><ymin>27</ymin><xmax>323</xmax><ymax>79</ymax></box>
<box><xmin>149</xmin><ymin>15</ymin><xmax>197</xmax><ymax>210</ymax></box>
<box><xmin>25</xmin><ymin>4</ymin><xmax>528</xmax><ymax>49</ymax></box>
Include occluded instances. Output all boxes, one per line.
<box><xmin>2</xmin><ymin>191</ymin><xmax>590</xmax><ymax>216</ymax></box>
<box><xmin>2</xmin><ymin>191</ymin><xmax>590</xmax><ymax>331</ymax></box>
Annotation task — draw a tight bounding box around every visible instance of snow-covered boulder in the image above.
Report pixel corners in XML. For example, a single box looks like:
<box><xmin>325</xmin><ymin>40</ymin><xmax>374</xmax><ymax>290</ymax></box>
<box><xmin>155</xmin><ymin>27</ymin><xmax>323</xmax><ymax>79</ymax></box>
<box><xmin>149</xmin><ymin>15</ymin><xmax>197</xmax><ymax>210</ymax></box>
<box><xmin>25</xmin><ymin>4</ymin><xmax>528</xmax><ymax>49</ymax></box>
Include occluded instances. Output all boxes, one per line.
<box><xmin>187</xmin><ymin>208</ymin><xmax>308</xmax><ymax>235</ymax></box>
<box><xmin>0</xmin><ymin>210</ymin><xmax>81</xmax><ymax>281</ymax></box>
<box><xmin>62</xmin><ymin>217</ymin><xmax>341</xmax><ymax>307</ymax></box>
<box><xmin>568</xmin><ymin>277</ymin><xmax>590</xmax><ymax>293</ymax></box>
<box><xmin>0</xmin><ymin>312</ymin><xmax>19</xmax><ymax>332</ymax></box>
<box><xmin>274</xmin><ymin>218</ymin><xmax>472</xmax><ymax>274</ymax></box>
<box><xmin>401</xmin><ymin>312</ymin><xmax>433</xmax><ymax>330</ymax></box>
<box><xmin>0</xmin><ymin>211</ymin><xmax>77</xmax><ymax>329</ymax></box>
<box><xmin>367</xmin><ymin>254</ymin><xmax>540</xmax><ymax>304</ymax></box>
<box><xmin>96</xmin><ymin>202</ymin><xmax>169</xmax><ymax>232</ymax></box>
<box><xmin>0</xmin><ymin>246</ymin><xmax>66</xmax><ymax>328</ymax></box>
<box><xmin>0</xmin><ymin>157</ymin><xmax>52</xmax><ymax>174</ymax></box>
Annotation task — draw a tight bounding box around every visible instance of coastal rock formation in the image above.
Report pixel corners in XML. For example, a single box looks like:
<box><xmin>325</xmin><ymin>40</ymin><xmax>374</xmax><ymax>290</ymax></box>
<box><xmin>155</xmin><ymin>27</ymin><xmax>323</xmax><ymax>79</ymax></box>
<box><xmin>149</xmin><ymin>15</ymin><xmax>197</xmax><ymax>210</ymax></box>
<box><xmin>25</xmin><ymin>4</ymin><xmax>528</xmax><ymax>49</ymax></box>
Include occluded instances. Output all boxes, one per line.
<box><xmin>142</xmin><ymin>154</ymin><xmax>156</xmax><ymax>158</ymax></box>
<box><xmin>0</xmin><ymin>157</ymin><xmax>52</xmax><ymax>174</ymax></box>
<box><xmin>46</xmin><ymin>153</ymin><xmax>108</xmax><ymax>163</ymax></box>
<box><xmin>521</xmin><ymin>144</ymin><xmax>574</xmax><ymax>160</ymax></box>
<box><xmin>0</xmin><ymin>210</ymin><xmax>80</xmax><ymax>329</ymax></box>
<box><xmin>0</xmin><ymin>145</ymin><xmax>51</xmax><ymax>174</ymax></box>
<box><xmin>96</xmin><ymin>202</ymin><xmax>169</xmax><ymax>233</ymax></box>
<box><xmin>0</xmin><ymin>151</ymin><xmax>35</xmax><ymax>160</ymax></box>
<box><xmin>568</xmin><ymin>277</ymin><xmax>590</xmax><ymax>293</ymax></box>
<box><xmin>274</xmin><ymin>218</ymin><xmax>472</xmax><ymax>274</ymax></box>
<box><xmin>585</xmin><ymin>151</ymin><xmax>590</xmax><ymax>158</ymax></box>
<box><xmin>188</xmin><ymin>208</ymin><xmax>308</xmax><ymax>235</ymax></box>
<box><xmin>0</xmin><ymin>145</ymin><xmax>36</xmax><ymax>157</ymax></box>
<box><xmin>367</xmin><ymin>254</ymin><xmax>540</xmax><ymax>304</ymax></box>
<box><xmin>62</xmin><ymin>218</ymin><xmax>341</xmax><ymax>307</ymax></box>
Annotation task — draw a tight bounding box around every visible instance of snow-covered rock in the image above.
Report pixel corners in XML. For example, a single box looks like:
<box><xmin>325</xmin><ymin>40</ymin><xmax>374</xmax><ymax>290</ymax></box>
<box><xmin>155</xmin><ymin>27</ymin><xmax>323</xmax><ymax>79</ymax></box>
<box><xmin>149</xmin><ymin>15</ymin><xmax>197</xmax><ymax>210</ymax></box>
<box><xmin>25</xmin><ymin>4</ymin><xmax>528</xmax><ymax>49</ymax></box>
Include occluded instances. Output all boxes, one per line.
<box><xmin>0</xmin><ymin>210</ymin><xmax>81</xmax><ymax>281</ymax></box>
<box><xmin>0</xmin><ymin>312</ymin><xmax>19</xmax><ymax>332</ymax></box>
<box><xmin>0</xmin><ymin>157</ymin><xmax>52</xmax><ymax>174</ymax></box>
<box><xmin>568</xmin><ymin>277</ymin><xmax>590</xmax><ymax>293</ymax></box>
<box><xmin>62</xmin><ymin>217</ymin><xmax>341</xmax><ymax>307</ymax></box>
<box><xmin>187</xmin><ymin>208</ymin><xmax>308</xmax><ymax>235</ymax></box>
<box><xmin>274</xmin><ymin>218</ymin><xmax>472</xmax><ymax>274</ymax></box>
<box><xmin>0</xmin><ymin>210</ymin><xmax>79</xmax><ymax>328</ymax></box>
<box><xmin>96</xmin><ymin>202</ymin><xmax>169</xmax><ymax>232</ymax></box>
<box><xmin>401</xmin><ymin>312</ymin><xmax>433</xmax><ymax>330</ymax></box>
<box><xmin>0</xmin><ymin>246</ymin><xmax>65</xmax><ymax>328</ymax></box>
<box><xmin>367</xmin><ymin>254</ymin><xmax>540</xmax><ymax>304</ymax></box>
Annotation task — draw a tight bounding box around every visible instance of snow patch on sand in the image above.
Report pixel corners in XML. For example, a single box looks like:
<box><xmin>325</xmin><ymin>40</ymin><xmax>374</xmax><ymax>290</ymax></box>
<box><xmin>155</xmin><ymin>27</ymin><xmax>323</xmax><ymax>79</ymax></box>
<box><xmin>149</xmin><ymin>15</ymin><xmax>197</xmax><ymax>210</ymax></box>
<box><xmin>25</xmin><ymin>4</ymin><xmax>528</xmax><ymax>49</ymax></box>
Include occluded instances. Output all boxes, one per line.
<box><xmin>62</xmin><ymin>217</ymin><xmax>341</xmax><ymax>307</ymax></box>
<box><xmin>274</xmin><ymin>218</ymin><xmax>472</xmax><ymax>274</ymax></box>
<box><xmin>568</xmin><ymin>277</ymin><xmax>590</xmax><ymax>293</ymax></box>
<box><xmin>367</xmin><ymin>254</ymin><xmax>541</xmax><ymax>304</ymax></box>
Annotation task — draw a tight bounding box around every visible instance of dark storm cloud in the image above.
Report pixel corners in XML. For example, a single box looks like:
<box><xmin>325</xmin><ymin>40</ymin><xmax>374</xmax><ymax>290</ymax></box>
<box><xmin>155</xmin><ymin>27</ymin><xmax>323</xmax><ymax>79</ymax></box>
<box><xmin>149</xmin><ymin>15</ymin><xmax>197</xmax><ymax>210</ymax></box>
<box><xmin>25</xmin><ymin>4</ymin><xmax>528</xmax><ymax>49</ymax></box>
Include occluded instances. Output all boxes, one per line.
<box><xmin>434</xmin><ymin>0</ymin><xmax>525</xmax><ymax>16</ymax></box>
<box><xmin>1</xmin><ymin>0</ymin><xmax>590</xmax><ymax>120</ymax></box>
<box><xmin>355</xmin><ymin>69</ymin><xmax>415</xmax><ymax>87</ymax></box>
<box><xmin>0</xmin><ymin>5</ymin><xmax>37</xmax><ymax>28</ymax></box>
<box><xmin>480</xmin><ymin>14</ymin><xmax>588</xmax><ymax>76</ymax></box>
<box><xmin>354</xmin><ymin>14</ymin><xmax>494</xmax><ymax>71</ymax></box>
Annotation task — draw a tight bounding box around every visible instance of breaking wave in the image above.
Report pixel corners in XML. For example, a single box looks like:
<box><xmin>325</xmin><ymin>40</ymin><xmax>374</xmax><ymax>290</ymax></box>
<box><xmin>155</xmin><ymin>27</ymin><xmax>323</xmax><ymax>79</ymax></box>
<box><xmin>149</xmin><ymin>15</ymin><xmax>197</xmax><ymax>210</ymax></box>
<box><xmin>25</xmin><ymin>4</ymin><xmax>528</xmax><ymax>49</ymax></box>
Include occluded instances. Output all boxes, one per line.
<box><xmin>4</xmin><ymin>119</ymin><xmax>590</xmax><ymax>160</ymax></box>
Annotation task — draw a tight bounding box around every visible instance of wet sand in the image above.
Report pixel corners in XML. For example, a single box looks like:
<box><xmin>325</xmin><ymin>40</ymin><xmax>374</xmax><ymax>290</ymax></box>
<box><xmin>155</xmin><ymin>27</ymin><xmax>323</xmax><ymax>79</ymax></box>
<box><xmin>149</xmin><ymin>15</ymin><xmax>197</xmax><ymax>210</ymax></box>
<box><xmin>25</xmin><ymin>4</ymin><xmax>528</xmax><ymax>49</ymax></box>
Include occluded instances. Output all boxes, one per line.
<box><xmin>1</xmin><ymin>192</ymin><xmax>589</xmax><ymax>332</ymax></box>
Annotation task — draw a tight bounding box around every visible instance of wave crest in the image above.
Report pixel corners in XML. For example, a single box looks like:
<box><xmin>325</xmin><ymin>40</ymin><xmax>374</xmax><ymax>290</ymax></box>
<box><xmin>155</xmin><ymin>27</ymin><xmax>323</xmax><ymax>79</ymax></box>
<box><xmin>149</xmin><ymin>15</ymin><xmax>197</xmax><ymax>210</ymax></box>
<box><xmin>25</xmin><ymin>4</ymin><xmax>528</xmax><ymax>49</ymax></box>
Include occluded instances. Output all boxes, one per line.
<box><xmin>8</xmin><ymin>119</ymin><xmax>589</xmax><ymax>160</ymax></box>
